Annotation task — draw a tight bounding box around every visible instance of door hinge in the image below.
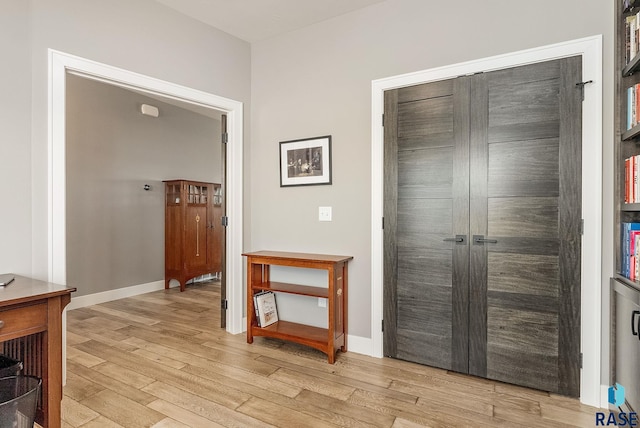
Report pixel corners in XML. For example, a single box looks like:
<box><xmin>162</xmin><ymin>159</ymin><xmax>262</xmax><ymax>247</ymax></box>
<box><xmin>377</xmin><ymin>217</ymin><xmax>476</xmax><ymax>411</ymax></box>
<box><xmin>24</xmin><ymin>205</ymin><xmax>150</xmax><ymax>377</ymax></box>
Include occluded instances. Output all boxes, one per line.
<box><xmin>221</xmin><ymin>299</ymin><xmax>228</xmax><ymax>310</ymax></box>
<box><xmin>381</xmin><ymin>319</ymin><xmax>384</xmax><ymax>332</ymax></box>
<box><xmin>579</xmin><ymin>352</ymin><xmax>583</xmax><ymax>369</ymax></box>
<box><xmin>382</xmin><ymin>114</ymin><xmax>384</xmax><ymax>126</ymax></box>
<box><xmin>382</xmin><ymin>217</ymin><xmax>384</xmax><ymax>230</ymax></box>
<box><xmin>222</xmin><ymin>132</ymin><xmax>229</xmax><ymax>144</ymax></box>
<box><xmin>576</xmin><ymin>80</ymin><xmax>593</xmax><ymax>101</ymax></box>
<box><xmin>221</xmin><ymin>216</ymin><xmax>229</xmax><ymax>227</ymax></box>
<box><xmin>580</xmin><ymin>219</ymin><xmax>584</xmax><ymax>235</ymax></box>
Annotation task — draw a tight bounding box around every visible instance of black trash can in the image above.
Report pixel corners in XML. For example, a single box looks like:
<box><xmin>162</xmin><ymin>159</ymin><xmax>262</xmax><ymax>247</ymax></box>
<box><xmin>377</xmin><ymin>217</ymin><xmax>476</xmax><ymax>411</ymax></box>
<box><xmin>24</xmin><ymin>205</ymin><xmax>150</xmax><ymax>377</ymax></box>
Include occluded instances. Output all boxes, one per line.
<box><xmin>0</xmin><ymin>376</ymin><xmax>41</xmax><ymax>428</ymax></box>
<box><xmin>0</xmin><ymin>355</ymin><xmax>22</xmax><ymax>378</ymax></box>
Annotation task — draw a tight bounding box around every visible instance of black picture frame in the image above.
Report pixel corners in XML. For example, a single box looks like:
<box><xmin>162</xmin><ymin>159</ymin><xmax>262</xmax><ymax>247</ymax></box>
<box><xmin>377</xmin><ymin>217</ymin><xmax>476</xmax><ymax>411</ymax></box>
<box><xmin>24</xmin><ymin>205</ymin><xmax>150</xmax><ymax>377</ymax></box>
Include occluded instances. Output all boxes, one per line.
<box><xmin>279</xmin><ymin>135</ymin><xmax>332</xmax><ymax>187</ymax></box>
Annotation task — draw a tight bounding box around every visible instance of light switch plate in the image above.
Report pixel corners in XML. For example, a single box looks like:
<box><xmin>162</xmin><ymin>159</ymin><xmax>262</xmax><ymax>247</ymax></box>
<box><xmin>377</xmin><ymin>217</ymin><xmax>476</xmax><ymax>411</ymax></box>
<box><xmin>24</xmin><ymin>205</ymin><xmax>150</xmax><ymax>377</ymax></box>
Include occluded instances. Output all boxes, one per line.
<box><xmin>318</xmin><ymin>298</ymin><xmax>327</xmax><ymax>308</ymax></box>
<box><xmin>319</xmin><ymin>206</ymin><xmax>332</xmax><ymax>222</ymax></box>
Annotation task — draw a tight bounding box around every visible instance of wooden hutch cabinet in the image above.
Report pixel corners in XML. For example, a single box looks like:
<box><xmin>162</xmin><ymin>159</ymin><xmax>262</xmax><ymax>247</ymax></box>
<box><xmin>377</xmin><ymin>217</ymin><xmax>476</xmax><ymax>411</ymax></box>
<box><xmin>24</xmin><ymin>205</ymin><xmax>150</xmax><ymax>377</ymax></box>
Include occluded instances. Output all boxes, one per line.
<box><xmin>164</xmin><ymin>179</ymin><xmax>222</xmax><ymax>292</ymax></box>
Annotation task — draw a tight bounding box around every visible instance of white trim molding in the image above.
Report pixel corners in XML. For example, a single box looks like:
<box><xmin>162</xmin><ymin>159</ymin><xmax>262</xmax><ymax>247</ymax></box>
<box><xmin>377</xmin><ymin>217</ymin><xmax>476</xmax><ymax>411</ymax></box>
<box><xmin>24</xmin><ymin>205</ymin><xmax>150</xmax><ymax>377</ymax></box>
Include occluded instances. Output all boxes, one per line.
<box><xmin>66</xmin><ymin>280</ymin><xmax>168</xmax><ymax>311</ymax></box>
<box><xmin>48</xmin><ymin>49</ymin><xmax>244</xmax><ymax>334</ymax></box>
<box><xmin>347</xmin><ymin>335</ymin><xmax>373</xmax><ymax>357</ymax></box>
<box><xmin>371</xmin><ymin>36</ymin><xmax>603</xmax><ymax>407</ymax></box>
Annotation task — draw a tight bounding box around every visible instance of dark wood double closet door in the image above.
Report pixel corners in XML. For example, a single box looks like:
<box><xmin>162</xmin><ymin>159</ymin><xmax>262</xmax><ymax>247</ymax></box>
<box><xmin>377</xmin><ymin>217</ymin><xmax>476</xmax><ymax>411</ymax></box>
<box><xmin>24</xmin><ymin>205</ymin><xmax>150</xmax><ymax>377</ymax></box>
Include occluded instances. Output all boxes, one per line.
<box><xmin>383</xmin><ymin>57</ymin><xmax>582</xmax><ymax>397</ymax></box>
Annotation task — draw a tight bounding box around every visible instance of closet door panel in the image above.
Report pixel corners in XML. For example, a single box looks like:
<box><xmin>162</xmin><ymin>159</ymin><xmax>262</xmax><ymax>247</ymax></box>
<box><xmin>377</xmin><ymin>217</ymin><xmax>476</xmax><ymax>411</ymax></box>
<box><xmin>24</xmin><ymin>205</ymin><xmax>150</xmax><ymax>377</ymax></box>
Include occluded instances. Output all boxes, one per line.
<box><xmin>397</xmin><ymin>79</ymin><xmax>454</xmax><ymax>103</ymax></box>
<box><xmin>398</xmin><ymin>98</ymin><xmax>453</xmax><ymax>141</ymax></box>
<box><xmin>397</xmin><ymin>199</ymin><xmax>452</xmax><ymax>235</ymax></box>
<box><xmin>468</xmin><ymin>72</ymin><xmax>489</xmax><ymax>377</ymax></box>
<box><xmin>396</xmin><ymin>329</ymin><xmax>452</xmax><ymax>369</ymax></box>
<box><xmin>485</xmin><ymin>237</ymin><xmax>559</xmax><ymax>256</ymax></box>
<box><xmin>488</xmin><ymin>197</ymin><xmax>559</xmax><ymax>238</ymax></box>
<box><xmin>392</xmin><ymin>87</ymin><xmax>455</xmax><ymax>371</ymax></box>
<box><xmin>487</xmin><ymin>60</ymin><xmax>561</xmax><ymax>144</ymax></box>
<box><xmin>398</xmin><ymin>147</ymin><xmax>453</xmax><ymax>199</ymax></box>
<box><xmin>384</xmin><ymin>78</ymin><xmax>470</xmax><ymax>373</ymax></box>
<box><xmin>486</xmin><ymin>304</ymin><xmax>560</xmax><ymax>393</ymax></box>
<box><xmin>488</xmin><ymin>138</ymin><xmax>560</xmax><ymax>197</ymax></box>
<box><xmin>383</xmin><ymin>89</ymin><xmax>399</xmax><ymax>358</ymax></box>
<box><xmin>397</xmin><ymin>246</ymin><xmax>452</xmax><ymax>290</ymax></box>
<box><xmin>556</xmin><ymin>56</ymin><xmax>583</xmax><ymax>397</ymax></box>
<box><xmin>470</xmin><ymin>57</ymin><xmax>582</xmax><ymax>396</ymax></box>
<box><xmin>488</xmin><ymin>253</ymin><xmax>559</xmax><ymax>297</ymax></box>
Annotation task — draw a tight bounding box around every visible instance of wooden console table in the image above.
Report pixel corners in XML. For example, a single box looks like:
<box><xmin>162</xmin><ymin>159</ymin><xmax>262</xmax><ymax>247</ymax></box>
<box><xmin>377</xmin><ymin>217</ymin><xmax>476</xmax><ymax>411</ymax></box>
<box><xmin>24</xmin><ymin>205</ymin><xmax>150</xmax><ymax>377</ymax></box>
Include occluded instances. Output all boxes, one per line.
<box><xmin>0</xmin><ymin>275</ymin><xmax>75</xmax><ymax>428</ymax></box>
<box><xmin>243</xmin><ymin>251</ymin><xmax>352</xmax><ymax>364</ymax></box>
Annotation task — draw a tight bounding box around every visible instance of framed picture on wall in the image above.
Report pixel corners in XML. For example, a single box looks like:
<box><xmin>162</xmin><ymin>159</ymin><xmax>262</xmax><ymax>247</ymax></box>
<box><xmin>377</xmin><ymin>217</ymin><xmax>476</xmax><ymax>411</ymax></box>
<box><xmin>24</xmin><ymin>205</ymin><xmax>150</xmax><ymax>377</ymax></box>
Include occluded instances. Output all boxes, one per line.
<box><xmin>279</xmin><ymin>135</ymin><xmax>332</xmax><ymax>187</ymax></box>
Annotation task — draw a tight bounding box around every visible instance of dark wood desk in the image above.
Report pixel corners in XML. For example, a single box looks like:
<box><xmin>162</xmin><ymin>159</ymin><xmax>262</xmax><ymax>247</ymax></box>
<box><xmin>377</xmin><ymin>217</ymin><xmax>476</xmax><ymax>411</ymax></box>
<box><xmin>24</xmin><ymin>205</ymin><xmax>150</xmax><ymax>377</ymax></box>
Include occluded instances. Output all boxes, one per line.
<box><xmin>0</xmin><ymin>275</ymin><xmax>75</xmax><ymax>428</ymax></box>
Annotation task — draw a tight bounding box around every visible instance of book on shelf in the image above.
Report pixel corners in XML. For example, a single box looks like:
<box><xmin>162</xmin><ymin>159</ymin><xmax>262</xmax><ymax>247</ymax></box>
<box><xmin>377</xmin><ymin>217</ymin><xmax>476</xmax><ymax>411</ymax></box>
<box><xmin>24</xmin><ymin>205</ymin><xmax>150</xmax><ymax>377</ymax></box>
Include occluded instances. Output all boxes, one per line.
<box><xmin>626</xmin><ymin>84</ymin><xmax>640</xmax><ymax>130</ymax></box>
<box><xmin>626</xmin><ymin>12</ymin><xmax>640</xmax><ymax>64</ymax></box>
<box><xmin>633</xmin><ymin>86</ymin><xmax>635</xmax><ymax>128</ymax></box>
<box><xmin>631</xmin><ymin>232</ymin><xmax>640</xmax><ymax>280</ymax></box>
<box><xmin>623</xmin><ymin>155</ymin><xmax>640</xmax><ymax>203</ymax></box>
<box><xmin>622</xmin><ymin>222</ymin><xmax>640</xmax><ymax>278</ymax></box>
<box><xmin>633</xmin><ymin>156</ymin><xmax>639</xmax><ymax>203</ymax></box>
<box><xmin>254</xmin><ymin>291</ymin><xmax>279</xmax><ymax>327</ymax></box>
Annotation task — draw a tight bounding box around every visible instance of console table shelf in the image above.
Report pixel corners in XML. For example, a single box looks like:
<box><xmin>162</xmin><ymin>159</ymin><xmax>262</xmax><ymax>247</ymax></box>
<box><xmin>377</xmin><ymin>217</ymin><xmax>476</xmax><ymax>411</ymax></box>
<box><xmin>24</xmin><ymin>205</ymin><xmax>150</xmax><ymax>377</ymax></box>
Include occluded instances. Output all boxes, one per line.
<box><xmin>243</xmin><ymin>251</ymin><xmax>352</xmax><ymax>364</ymax></box>
<box><xmin>252</xmin><ymin>320</ymin><xmax>328</xmax><ymax>348</ymax></box>
<box><xmin>251</xmin><ymin>281</ymin><xmax>329</xmax><ymax>298</ymax></box>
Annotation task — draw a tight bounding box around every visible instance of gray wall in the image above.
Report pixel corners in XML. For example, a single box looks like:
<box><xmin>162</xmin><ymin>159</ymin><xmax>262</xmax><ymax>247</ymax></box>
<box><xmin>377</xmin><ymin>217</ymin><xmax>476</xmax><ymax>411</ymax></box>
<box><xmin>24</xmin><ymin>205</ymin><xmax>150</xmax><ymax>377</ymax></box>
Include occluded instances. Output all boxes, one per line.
<box><xmin>65</xmin><ymin>75</ymin><xmax>221</xmax><ymax>297</ymax></box>
<box><xmin>250</xmin><ymin>0</ymin><xmax>614</xmax><ymax>339</ymax></box>
<box><xmin>0</xmin><ymin>1</ymin><xmax>32</xmax><ymax>276</ymax></box>
<box><xmin>25</xmin><ymin>0</ymin><xmax>251</xmax><ymax>279</ymax></box>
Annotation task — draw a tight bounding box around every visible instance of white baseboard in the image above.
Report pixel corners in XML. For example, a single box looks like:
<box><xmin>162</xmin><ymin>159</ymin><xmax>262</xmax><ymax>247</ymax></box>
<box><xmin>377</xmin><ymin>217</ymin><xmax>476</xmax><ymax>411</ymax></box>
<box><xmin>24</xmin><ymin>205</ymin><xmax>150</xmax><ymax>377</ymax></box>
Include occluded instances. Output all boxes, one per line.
<box><xmin>347</xmin><ymin>334</ymin><xmax>374</xmax><ymax>357</ymax></box>
<box><xmin>67</xmin><ymin>280</ymin><xmax>172</xmax><ymax>310</ymax></box>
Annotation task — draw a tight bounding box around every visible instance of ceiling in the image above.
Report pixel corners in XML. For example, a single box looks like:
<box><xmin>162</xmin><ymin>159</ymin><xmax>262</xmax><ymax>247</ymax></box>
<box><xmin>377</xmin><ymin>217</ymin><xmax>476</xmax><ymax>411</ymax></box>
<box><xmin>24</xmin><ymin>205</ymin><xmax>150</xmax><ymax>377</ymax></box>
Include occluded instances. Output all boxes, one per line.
<box><xmin>154</xmin><ymin>0</ymin><xmax>387</xmax><ymax>43</ymax></box>
<box><xmin>96</xmin><ymin>1</ymin><xmax>389</xmax><ymax>118</ymax></box>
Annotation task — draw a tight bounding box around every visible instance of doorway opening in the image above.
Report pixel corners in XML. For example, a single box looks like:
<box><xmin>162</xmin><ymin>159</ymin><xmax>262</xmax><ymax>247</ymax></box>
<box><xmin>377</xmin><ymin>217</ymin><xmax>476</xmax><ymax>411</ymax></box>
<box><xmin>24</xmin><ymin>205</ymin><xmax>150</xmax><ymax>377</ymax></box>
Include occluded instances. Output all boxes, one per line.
<box><xmin>48</xmin><ymin>49</ymin><xmax>244</xmax><ymax>334</ymax></box>
<box><xmin>65</xmin><ymin>72</ymin><xmax>227</xmax><ymax>325</ymax></box>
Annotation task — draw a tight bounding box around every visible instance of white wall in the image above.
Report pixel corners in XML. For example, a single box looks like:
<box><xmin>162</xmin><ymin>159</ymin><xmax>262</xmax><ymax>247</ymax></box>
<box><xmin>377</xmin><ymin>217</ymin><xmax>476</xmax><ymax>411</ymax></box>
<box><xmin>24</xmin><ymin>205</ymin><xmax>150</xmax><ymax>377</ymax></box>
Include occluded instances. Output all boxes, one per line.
<box><xmin>250</xmin><ymin>0</ymin><xmax>614</xmax><ymax>342</ymax></box>
<box><xmin>24</xmin><ymin>0</ymin><xmax>251</xmax><ymax>280</ymax></box>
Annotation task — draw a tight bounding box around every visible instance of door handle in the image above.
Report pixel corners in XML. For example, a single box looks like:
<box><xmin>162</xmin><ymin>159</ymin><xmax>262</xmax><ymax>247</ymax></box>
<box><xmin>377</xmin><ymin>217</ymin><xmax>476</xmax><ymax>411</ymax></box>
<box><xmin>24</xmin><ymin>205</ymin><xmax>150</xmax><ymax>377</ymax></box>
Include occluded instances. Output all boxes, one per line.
<box><xmin>443</xmin><ymin>235</ymin><xmax>466</xmax><ymax>244</ymax></box>
<box><xmin>634</xmin><ymin>310</ymin><xmax>640</xmax><ymax>338</ymax></box>
<box><xmin>473</xmin><ymin>235</ymin><xmax>498</xmax><ymax>245</ymax></box>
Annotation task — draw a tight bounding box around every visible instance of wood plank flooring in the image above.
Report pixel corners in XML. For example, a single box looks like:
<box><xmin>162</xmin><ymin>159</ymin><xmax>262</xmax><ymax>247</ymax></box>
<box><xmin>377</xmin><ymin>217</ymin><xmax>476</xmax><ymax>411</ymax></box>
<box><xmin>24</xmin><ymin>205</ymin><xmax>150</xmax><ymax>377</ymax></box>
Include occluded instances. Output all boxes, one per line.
<box><xmin>63</xmin><ymin>281</ymin><xmax>597</xmax><ymax>427</ymax></box>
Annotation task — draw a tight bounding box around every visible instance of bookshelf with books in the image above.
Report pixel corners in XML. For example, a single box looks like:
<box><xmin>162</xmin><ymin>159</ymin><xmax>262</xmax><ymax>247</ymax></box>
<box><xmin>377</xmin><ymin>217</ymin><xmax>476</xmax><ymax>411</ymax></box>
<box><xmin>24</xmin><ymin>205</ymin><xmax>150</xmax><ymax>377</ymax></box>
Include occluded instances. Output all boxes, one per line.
<box><xmin>614</xmin><ymin>5</ymin><xmax>640</xmax><ymax>409</ymax></box>
<box><xmin>618</xmin><ymin>0</ymin><xmax>640</xmax><ymax>285</ymax></box>
<box><xmin>243</xmin><ymin>250</ymin><xmax>352</xmax><ymax>364</ymax></box>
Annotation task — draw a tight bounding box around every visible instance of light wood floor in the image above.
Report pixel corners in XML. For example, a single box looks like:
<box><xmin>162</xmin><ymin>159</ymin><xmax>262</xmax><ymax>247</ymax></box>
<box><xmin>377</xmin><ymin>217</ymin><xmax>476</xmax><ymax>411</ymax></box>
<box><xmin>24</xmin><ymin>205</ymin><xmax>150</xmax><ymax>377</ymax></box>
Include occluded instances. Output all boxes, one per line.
<box><xmin>62</xmin><ymin>281</ymin><xmax>597</xmax><ymax>427</ymax></box>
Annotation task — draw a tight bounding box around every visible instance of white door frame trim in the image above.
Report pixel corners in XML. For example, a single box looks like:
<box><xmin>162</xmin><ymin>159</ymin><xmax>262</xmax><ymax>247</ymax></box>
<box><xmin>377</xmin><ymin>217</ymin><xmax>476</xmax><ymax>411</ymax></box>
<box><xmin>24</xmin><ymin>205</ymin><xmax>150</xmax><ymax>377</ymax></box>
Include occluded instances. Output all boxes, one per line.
<box><xmin>370</xmin><ymin>35</ymin><xmax>603</xmax><ymax>406</ymax></box>
<box><xmin>48</xmin><ymin>49</ymin><xmax>244</xmax><ymax>334</ymax></box>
